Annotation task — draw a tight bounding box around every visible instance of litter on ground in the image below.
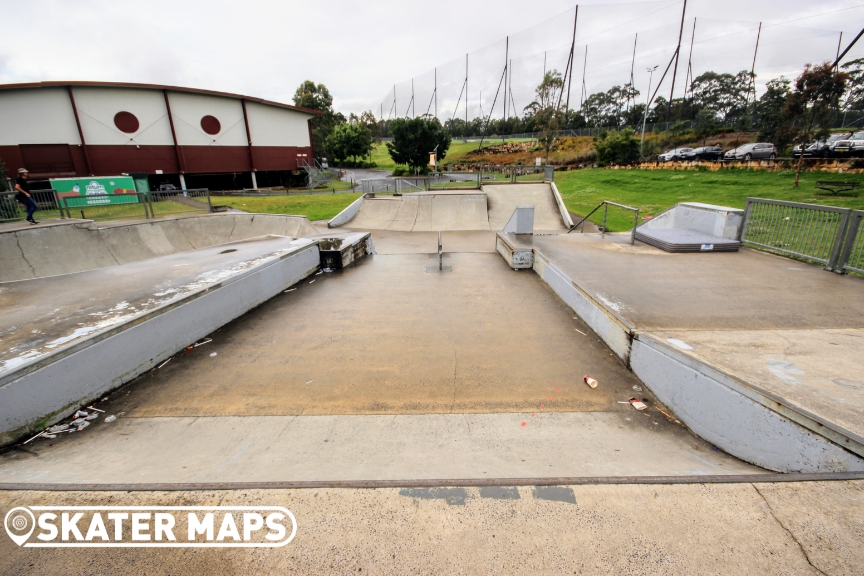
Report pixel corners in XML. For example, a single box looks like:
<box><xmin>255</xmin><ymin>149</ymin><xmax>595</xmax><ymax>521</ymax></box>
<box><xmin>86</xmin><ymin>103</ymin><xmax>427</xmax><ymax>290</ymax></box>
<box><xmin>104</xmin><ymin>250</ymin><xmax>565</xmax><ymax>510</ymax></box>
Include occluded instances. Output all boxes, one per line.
<box><xmin>584</xmin><ymin>376</ymin><xmax>598</xmax><ymax>389</ymax></box>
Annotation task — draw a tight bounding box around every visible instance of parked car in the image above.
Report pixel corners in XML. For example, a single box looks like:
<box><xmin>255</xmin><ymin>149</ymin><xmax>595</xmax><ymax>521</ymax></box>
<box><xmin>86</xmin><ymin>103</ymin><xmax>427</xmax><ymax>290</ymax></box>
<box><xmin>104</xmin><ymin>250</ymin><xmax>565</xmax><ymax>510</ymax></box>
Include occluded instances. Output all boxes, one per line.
<box><xmin>723</xmin><ymin>143</ymin><xmax>776</xmax><ymax>161</ymax></box>
<box><xmin>158</xmin><ymin>183</ymin><xmax>177</xmax><ymax>191</ymax></box>
<box><xmin>793</xmin><ymin>133</ymin><xmax>851</xmax><ymax>158</ymax></box>
<box><xmin>692</xmin><ymin>146</ymin><xmax>723</xmax><ymax>160</ymax></box>
<box><xmin>658</xmin><ymin>148</ymin><xmax>696</xmax><ymax>162</ymax></box>
<box><xmin>830</xmin><ymin>131</ymin><xmax>864</xmax><ymax>157</ymax></box>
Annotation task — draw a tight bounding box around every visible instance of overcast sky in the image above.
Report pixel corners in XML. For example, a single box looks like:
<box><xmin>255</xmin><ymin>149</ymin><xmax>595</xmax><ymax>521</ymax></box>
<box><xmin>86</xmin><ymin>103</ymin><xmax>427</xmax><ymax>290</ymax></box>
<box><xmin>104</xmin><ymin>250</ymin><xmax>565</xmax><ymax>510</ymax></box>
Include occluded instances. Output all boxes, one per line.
<box><xmin>1</xmin><ymin>0</ymin><xmax>862</xmax><ymax>120</ymax></box>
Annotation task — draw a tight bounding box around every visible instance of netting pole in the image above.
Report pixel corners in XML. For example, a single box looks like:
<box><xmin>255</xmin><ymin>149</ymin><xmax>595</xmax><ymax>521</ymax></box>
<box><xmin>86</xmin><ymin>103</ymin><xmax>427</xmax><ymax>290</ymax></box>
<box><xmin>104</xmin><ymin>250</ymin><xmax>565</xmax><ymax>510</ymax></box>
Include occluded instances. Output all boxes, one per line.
<box><xmin>666</xmin><ymin>0</ymin><xmax>688</xmax><ymax>123</ymax></box>
<box><xmin>628</xmin><ymin>33</ymin><xmax>637</xmax><ymax>110</ymax></box>
<box><xmin>684</xmin><ymin>19</ymin><xmax>696</xmax><ymax>101</ymax></box>
<box><xmin>748</xmin><ymin>22</ymin><xmax>762</xmax><ymax>105</ymax></box>
<box><xmin>466</xmin><ymin>54</ymin><xmax>469</xmax><ymax>132</ymax></box>
<box><xmin>565</xmin><ymin>5</ymin><xmax>579</xmax><ymax>111</ymax></box>
<box><xmin>833</xmin><ymin>27</ymin><xmax>864</xmax><ymax>68</ymax></box>
<box><xmin>504</xmin><ymin>36</ymin><xmax>509</xmax><ymax>126</ymax></box>
<box><xmin>435</xmin><ymin>67</ymin><xmax>437</xmax><ymax>120</ymax></box>
<box><xmin>580</xmin><ymin>46</ymin><xmax>588</xmax><ymax>109</ymax></box>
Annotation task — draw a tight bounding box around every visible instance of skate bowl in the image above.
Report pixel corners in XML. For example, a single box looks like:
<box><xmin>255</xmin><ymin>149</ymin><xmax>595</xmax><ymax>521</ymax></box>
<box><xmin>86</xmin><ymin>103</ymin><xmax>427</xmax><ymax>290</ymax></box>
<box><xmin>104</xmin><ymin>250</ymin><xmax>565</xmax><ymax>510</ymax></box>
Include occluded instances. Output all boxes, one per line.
<box><xmin>0</xmin><ymin>213</ymin><xmax>322</xmax><ymax>282</ymax></box>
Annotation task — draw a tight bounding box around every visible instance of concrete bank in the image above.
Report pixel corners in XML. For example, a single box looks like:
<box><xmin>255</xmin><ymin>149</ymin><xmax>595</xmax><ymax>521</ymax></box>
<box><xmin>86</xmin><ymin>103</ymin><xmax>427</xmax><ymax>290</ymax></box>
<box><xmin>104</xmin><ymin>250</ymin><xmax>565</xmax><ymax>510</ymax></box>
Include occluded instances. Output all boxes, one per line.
<box><xmin>0</xmin><ymin>232</ymin><xmax>374</xmax><ymax>448</ymax></box>
<box><xmin>0</xmin><ymin>213</ymin><xmax>321</xmax><ymax>282</ymax></box>
<box><xmin>496</xmin><ymin>231</ymin><xmax>864</xmax><ymax>473</ymax></box>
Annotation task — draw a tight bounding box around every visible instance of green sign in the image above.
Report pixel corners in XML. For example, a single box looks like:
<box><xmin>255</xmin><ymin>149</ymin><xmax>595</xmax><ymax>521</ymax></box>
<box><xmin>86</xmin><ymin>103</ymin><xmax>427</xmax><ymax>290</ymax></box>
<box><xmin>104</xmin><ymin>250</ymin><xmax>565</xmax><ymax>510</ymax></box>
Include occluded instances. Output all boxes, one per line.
<box><xmin>50</xmin><ymin>176</ymin><xmax>139</xmax><ymax>207</ymax></box>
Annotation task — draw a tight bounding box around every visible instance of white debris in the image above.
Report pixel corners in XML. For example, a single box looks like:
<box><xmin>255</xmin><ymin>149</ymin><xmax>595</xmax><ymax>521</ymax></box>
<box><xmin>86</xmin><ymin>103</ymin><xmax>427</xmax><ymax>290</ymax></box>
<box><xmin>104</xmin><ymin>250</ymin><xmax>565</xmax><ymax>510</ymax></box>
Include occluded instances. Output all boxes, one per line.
<box><xmin>104</xmin><ymin>415</ymin><xmax>117</xmax><ymax>423</ymax></box>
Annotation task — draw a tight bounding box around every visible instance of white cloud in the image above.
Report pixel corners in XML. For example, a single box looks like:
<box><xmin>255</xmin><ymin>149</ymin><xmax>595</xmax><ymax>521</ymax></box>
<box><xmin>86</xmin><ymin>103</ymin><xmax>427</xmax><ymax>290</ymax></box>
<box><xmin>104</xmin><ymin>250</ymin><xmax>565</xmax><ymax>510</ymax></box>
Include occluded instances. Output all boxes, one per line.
<box><xmin>1</xmin><ymin>0</ymin><xmax>862</xmax><ymax>118</ymax></box>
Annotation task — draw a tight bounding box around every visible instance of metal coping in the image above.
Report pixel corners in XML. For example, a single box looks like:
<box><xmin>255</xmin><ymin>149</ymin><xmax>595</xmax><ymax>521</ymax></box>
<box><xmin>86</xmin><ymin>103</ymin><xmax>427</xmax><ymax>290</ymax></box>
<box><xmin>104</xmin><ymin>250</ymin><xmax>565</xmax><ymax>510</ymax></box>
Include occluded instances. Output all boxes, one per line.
<box><xmin>2</xmin><ymin>472</ymin><xmax>863</xmax><ymax>491</ymax></box>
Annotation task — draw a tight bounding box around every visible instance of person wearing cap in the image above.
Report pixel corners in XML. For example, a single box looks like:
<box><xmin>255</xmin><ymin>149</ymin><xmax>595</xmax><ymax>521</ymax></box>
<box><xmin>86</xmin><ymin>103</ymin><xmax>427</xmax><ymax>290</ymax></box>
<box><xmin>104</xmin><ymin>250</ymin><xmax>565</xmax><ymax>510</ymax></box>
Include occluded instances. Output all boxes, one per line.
<box><xmin>14</xmin><ymin>168</ymin><xmax>39</xmax><ymax>224</ymax></box>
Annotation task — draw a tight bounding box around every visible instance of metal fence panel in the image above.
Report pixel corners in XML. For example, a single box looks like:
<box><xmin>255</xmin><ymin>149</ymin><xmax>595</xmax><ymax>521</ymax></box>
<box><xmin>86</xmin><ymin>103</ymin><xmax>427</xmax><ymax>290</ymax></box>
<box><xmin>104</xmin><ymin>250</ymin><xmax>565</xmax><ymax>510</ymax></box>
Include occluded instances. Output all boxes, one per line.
<box><xmin>838</xmin><ymin>211</ymin><xmax>864</xmax><ymax>275</ymax></box>
<box><xmin>0</xmin><ymin>189</ymin><xmax>64</xmax><ymax>223</ymax></box>
<box><xmin>148</xmin><ymin>189</ymin><xmax>212</xmax><ymax>217</ymax></box>
<box><xmin>741</xmin><ymin>198</ymin><xmax>852</xmax><ymax>268</ymax></box>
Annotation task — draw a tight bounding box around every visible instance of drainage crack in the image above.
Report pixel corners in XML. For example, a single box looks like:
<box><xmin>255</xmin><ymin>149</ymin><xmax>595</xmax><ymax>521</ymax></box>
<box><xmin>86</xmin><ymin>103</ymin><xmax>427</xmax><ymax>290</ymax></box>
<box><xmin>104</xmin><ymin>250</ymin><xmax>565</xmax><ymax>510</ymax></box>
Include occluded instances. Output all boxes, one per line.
<box><xmin>752</xmin><ymin>483</ymin><xmax>828</xmax><ymax>576</ymax></box>
<box><xmin>15</xmin><ymin>233</ymin><xmax>37</xmax><ymax>277</ymax></box>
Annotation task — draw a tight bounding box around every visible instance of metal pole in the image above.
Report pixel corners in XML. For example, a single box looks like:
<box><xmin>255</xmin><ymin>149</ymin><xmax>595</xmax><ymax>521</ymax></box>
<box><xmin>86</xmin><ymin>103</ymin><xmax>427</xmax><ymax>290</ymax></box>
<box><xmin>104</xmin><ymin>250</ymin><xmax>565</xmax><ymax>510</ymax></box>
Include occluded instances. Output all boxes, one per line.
<box><xmin>628</xmin><ymin>33</ymin><xmax>638</xmax><ymax>110</ymax></box>
<box><xmin>836</xmin><ymin>31</ymin><xmax>844</xmax><ymax>62</ymax></box>
<box><xmin>666</xmin><ymin>0</ymin><xmax>688</xmax><ymax>123</ymax></box>
<box><xmin>504</xmin><ymin>37</ymin><xmax>509</xmax><ymax>124</ymax></box>
<box><xmin>580</xmin><ymin>47</ymin><xmax>588</xmax><ymax>109</ymax></box>
<box><xmin>602</xmin><ymin>204</ymin><xmax>608</xmax><ymax>235</ymax></box>
<box><xmin>565</xmin><ymin>5</ymin><xmax>579</xmax><ymax>111</ymax></box>
<box><xmin>434</xmin><ymin>67</ymin><xmax>437</xmax><ymax>120</ymax></box>
<box><xmin>632</xmin><ymin>210</ymin><xmax>638</xmax><ymax>245</ymax></box>
<box><xmin>640</xmin><ymin>67</ymin><xmax>657</xmax><ymax>158</ymax></box>
<box><xmin>833</xmin><ymin>27</ymin><xmax>864</xmax><ymax>68</ymax></box>
<box><xmin>748</xmin><ymin>22</ymin><xmax>762</xmax><ymax>105</ymax></box>
<box><xmin>466</xmin><ymin>54</ymin><xmax>469</xmax><ymax>129</ymax></box>
<box><xmin>685</xmin><ymin>19</ymin><xmax>696</xmax><ymax>101</ymax></box>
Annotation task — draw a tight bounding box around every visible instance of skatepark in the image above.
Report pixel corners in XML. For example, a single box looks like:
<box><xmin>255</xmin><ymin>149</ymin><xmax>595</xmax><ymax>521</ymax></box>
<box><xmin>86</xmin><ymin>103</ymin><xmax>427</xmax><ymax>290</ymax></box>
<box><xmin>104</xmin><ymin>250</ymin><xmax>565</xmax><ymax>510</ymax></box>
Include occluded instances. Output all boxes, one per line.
<box><xmin>1</xmin><ymin>179</ymin><xmax>863</xmax><ymax>572</ymax></box>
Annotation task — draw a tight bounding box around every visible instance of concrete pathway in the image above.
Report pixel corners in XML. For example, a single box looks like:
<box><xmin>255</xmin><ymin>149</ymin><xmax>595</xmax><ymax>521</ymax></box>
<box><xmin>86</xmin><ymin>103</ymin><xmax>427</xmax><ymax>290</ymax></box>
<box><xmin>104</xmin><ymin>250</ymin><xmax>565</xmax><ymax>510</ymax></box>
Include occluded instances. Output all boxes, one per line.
<box><xmin>2</xmin><ymin>481</ymin><xmax>862</xmax><ymax>574</ymax></box>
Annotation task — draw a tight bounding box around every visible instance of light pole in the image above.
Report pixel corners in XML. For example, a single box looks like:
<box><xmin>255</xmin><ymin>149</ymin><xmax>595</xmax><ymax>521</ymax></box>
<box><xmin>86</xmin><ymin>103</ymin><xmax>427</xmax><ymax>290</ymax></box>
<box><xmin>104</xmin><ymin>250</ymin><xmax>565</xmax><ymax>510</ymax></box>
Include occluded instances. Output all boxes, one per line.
<box><xmin>640</xmin><ymin>65</ymin><xmax>659</xmax><ymax>159</ymax></box>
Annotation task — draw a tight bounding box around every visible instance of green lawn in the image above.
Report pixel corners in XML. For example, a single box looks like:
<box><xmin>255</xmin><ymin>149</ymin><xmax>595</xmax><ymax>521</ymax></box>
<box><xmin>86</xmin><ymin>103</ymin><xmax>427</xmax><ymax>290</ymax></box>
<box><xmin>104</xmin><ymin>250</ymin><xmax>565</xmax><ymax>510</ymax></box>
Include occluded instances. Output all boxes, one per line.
<box><xmin>211</xmin><ymin>194</ymin><xmax>362</xmax><ymax>222</ymax></box>
<box><xmin>556</xmin><ymin>169</ymin><xmax>864</xmax><ymax>232</ymax></box>
<box><xmin>371</xmin><ymin>138</ymin><xmax>537</xmax><ymax>171</ymax></box>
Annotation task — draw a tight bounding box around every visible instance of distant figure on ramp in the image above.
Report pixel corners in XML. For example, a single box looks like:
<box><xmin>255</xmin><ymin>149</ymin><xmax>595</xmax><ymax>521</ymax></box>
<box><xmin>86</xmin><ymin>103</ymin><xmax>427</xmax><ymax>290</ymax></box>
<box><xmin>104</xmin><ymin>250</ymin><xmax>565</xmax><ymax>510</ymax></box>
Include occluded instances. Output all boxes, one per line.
<box><xmin>14</xmin><ymin>168</ymin><xmax>39</xmax><ymax>225</ymax></box>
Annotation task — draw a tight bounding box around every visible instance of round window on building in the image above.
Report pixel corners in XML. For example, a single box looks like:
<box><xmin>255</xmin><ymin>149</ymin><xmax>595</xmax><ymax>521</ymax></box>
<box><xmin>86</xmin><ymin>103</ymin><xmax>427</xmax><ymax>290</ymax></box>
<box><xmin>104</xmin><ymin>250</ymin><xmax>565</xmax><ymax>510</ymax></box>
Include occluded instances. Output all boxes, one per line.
<box><xmin>114</xmin><ymin>111</ymin><xmax>140</xmax><ymax>133</ymax></box>
<box><xmin>201</xmin><ymin>115</ymin><xmax>221</xmax><ymax>135</ymax></box>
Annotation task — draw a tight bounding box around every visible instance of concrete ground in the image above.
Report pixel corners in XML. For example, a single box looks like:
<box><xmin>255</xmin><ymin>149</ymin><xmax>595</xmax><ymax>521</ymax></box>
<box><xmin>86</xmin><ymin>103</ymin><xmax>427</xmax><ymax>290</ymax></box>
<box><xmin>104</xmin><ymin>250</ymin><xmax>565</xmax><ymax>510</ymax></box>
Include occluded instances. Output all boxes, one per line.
<box><xmin>0</xmin><ymin>245</ymin><xmax>760</xmax><ymax>483</ymax></box>
<box><xmin>520</xmin><ymin>232</ymin><xmax>864</xmax><ymax>449</ymax></box>
<box><xmin>2</xmin><ymin>481</ymin><xmax>863</xmax><ymax>574</ymax></box>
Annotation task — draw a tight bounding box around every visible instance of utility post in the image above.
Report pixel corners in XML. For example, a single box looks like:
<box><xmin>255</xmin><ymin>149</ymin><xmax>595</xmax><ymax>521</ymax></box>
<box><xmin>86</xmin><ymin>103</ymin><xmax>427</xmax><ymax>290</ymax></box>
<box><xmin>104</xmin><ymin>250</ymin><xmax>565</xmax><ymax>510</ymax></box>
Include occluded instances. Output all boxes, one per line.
<box><xmin>640</xmin><ymin>66</ymin><xmax>659</xmax><ymax>160</ymax></box>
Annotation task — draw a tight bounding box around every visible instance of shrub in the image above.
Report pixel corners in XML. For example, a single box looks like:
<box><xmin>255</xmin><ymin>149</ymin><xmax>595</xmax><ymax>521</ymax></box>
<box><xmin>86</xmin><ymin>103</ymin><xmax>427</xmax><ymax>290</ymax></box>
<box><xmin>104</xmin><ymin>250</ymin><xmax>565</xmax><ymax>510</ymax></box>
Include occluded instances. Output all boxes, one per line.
<box><xmin>594</xmin><ymin>130</ymin><xmax>640</xmax><ymax>166</ymax></box>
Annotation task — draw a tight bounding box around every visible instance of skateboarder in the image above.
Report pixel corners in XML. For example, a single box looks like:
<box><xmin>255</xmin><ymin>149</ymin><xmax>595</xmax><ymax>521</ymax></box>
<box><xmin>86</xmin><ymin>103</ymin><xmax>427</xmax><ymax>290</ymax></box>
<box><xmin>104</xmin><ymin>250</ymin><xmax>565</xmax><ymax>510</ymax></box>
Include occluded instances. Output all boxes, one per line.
<box><xmin>14</xmin><ymin>168</ymin><xmax>39</xmax><ymax>224</ymax></box>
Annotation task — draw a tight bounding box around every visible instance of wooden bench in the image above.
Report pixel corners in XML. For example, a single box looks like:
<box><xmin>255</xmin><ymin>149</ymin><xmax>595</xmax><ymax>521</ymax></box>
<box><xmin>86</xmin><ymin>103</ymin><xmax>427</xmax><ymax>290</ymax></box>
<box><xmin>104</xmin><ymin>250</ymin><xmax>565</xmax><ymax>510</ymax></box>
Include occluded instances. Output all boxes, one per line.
<box><xmin>816</xmin><ymin>181</ymin><xmax>860</xmax><ymax>196</ymax></box>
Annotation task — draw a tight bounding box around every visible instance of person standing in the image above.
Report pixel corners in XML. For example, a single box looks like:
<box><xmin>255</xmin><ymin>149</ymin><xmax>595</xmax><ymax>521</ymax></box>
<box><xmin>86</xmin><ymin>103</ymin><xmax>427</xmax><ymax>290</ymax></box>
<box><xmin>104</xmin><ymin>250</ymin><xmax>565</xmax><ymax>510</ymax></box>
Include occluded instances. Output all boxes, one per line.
<box><xmin>14</xmin><ymin>168</ymin><xmax>39</xmax><ymax>224</ymax></box>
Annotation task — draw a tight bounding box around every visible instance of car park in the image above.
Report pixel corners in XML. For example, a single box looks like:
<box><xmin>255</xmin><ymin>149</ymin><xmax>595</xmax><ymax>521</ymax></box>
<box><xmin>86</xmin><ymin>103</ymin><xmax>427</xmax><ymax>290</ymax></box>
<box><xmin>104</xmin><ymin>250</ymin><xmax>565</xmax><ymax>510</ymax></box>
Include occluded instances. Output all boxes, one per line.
<box><xmin>692</xmin><ymin>145</ymin><xmax>723</xmax><ymax>160</ymax></box>
<box><xmin>793</xmin><ymin>133</ymin><xmax>851</xmax><ymax>158</ymax></box>
<box><xmin>830</xmin><ymin>131</ymin><xmax>864</xmax><ymax>157</ymax></box>
<box><xmin>658</xmin><ymin>147</ymin><xmax>696</xmax><ymax>162</ymax></box>
<box><xmin>723</xmin><ymin>143</ymin><xmax>776</xmax><ymax>161</ymax></box>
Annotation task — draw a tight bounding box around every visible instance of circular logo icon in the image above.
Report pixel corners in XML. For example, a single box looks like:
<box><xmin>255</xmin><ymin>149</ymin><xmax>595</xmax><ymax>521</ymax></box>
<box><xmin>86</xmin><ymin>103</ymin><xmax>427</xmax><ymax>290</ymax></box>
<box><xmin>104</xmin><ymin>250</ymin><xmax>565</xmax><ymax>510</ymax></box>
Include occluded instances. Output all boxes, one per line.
<box><xmin>4</xmin><ymin>507</ymin><xmax>35</xmax><ymax>546</ymax></box>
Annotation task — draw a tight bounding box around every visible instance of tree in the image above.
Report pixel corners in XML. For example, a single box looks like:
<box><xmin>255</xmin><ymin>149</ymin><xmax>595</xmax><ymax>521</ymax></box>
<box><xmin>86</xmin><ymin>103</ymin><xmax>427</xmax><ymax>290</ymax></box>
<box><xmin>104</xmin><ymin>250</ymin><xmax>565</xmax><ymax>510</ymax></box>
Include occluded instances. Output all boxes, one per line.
<box><xmin>841</xmin><ymin>58</ymin><xmax>864</xmax><ymax>112</ymax></box>
<box><xmin>582</xmin><ymin>84</ymin><xmax>639</xmax><ymax>128</ymax></box>
<box><xmin>325</xmin><ymin>122</ymin><xmax>373</xmax><ymax>164</ymax></box>
<box><xmin>690</xmin><ymin>70</ymin><xmax>752</xmax><ymax>121</ymax></box>
<box><xmin>386</xmin><ymin>117</ymin><xmax>451</xmax><ymax>171</ymax></box>
<box><xmin>524</xmin><ymin>70</ymin><xmax>565</xmax><ymax>164</ymax></box>
<box><xmin>594</xmin><ymin>130</ymin><xmax>640</xmax><ymax>166</ymax></box>
<box><xmin>783</xmin><ymin>63</ymin><xmax>848</xmax><ymax>187</ymax></box>
<box><xmin>292</xmin><ymin>80</ymin><xmax>345</xmax><ymax>159</ymax></box>
<box><xmin>755</xmin><ymin>77</ymin><xmax>791</xmax><ymax>148</ymax></box>
<box><xmin>359</xmin><ymin>110</ymin><xmax>381</xmax><ymax>146</ymax></box>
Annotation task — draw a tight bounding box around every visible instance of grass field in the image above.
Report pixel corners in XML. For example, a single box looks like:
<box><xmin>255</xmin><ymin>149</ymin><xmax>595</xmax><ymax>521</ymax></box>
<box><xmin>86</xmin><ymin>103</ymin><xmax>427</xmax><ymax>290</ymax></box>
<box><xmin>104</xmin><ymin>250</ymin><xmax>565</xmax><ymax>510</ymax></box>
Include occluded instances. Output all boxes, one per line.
<box><xmin>556</xmin><ymin>168</ymin><xmax>864</xmax><ymax>232</ymax></box>
<box><xmin>211</xmin><ymin>194</ymin><xmax>362</xmax><ymax>222</ymax></box>
<box><xmin>371</xmin><ymin>138</ymin><xmax>536</xmax><ymax>171</ymax></box>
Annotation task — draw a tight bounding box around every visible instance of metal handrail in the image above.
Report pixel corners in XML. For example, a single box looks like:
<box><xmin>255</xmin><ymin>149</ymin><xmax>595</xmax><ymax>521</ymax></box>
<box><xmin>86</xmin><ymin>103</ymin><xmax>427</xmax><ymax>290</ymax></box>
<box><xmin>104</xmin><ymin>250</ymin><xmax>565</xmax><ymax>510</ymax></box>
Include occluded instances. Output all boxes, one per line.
<box><xmin>569</xmin><ymin>200</ymin><xmax>639</xmax><ymax>245</ymax></box>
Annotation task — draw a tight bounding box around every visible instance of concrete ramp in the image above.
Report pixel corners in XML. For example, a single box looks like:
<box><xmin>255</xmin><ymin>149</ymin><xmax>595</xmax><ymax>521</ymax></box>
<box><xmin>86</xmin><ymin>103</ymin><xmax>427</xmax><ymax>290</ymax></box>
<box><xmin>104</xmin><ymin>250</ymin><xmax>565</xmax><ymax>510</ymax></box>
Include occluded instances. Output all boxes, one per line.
<box><xmin>347</xmin><ymin>193</ymin><xmax>490</xmax><ymax>231</ymax></box>
<box><xmin>0</xmin><ymin>213</ymin><xmax>322</xmax><ymax>282</ymax></box>
<box><xmin>483</xmin><ymin>183</ymin><xmax>568</xmax><ymax>231</ymax></box>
